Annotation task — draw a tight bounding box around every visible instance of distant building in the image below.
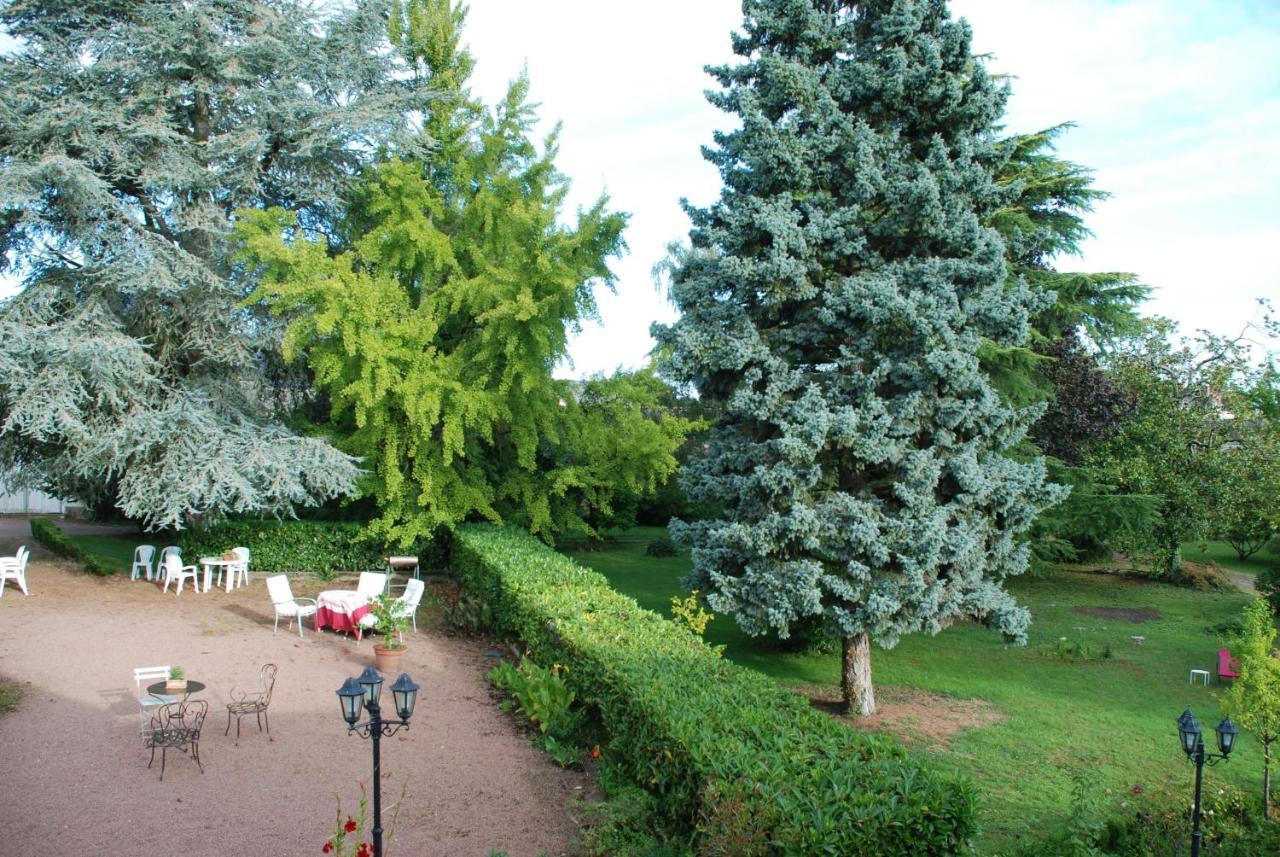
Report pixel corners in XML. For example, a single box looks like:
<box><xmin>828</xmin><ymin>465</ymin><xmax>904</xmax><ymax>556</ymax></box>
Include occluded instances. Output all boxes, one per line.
<box><xmin>0</xmin><ymin>485</ymin><xmax>68</xmax><ymax>515</ymax></box>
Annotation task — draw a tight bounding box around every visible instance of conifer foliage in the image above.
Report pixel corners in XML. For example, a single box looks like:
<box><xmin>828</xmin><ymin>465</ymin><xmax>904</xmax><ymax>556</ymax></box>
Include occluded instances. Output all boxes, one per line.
<box><xmin>0</xmin><ymin>0</ymin><xmax>431</xmax><ymax>527</ymax></box>
<box><xmin>239</xmin><ymin>0</ymin><xmax>687</xmax><ymax>545</ymax></box>
<box><xmin>655</xmin><ymin>0</ymin><xmax>1065</xmax><ymax>714</ymax></box>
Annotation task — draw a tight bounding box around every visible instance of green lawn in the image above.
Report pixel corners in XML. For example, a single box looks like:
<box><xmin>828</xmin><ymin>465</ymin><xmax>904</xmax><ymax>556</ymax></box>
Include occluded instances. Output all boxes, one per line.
<box><xmin>567</xmin><ymin>529</ymin><xmax>1266</xmax><ymax>852</ymax></box>
<box><xmin>64</xmin><ymin>532</ymin><xmax>141</xmax><ymax>574</ymax></box>
<box><xmin>1183</xmin><ymin>540</ymin><xmax>1274</xmax><ymax>577</ymax></box>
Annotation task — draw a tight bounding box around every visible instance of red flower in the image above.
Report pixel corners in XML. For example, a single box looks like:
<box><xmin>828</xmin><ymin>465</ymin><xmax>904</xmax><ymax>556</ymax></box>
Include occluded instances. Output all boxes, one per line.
<box><xmin>356</xmin><ymin>843</ymin><xmax>371</xmax><ymax>857</ymax></box>
<box><xmin>322</xmin><ymin>844</ymin><xmax>333</xmax><ymax>853</ymax></box>
<box><xmin>344</xmin><ymin>817</ymin><xmax>358</xmax><ymax>834</ymax></box>
<box><xmin>1131</xmin><ymin>784</ymin><xmax>1143</xmax><ymax>795</ymax></box>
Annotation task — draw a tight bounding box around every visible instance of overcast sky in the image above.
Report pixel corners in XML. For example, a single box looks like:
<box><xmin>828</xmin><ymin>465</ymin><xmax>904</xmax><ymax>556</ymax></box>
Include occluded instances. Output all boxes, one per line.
<box><xmin>460</xmin><ymin>0</ymin><xmax>1280</xmax><ymax>377</ymax></box>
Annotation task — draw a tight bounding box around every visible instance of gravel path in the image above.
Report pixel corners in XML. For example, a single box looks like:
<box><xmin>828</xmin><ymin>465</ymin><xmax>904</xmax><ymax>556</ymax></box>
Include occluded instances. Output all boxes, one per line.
<box><xmin>0</xmin><ymin>521</ymin><xmax>587</xmax><ymax>856</ymax></box>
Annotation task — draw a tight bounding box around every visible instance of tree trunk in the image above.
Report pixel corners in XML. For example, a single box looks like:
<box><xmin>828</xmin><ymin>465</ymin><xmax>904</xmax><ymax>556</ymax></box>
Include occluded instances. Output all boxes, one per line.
<box><xmin>841</xmin><ymin>632</ymin><xmax>875</xmax><ymax>717</ymax></box>
<box><xmin>1265</xmin><ymin>737</ymin><xmax>1273</xmax><ymax>819</ymax></box>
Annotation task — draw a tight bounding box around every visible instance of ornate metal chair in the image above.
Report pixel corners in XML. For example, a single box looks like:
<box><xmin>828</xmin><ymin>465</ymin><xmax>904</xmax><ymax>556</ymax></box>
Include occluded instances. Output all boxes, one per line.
<box><xmin>145</xmin><ymin>699</ymin><xmax>208</xmax><ymax>780</ymax></box>
<box><xmin>225</xmin><ymin>663</ymin><xmax>277</xmax><ymax>744</ymax></box>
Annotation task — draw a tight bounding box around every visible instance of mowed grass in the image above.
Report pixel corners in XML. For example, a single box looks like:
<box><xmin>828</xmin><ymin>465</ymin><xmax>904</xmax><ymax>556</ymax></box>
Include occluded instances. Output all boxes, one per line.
<box><xmin>64</xmin><ymin>532</ymin><xmax>141</xmax><ymax>573</ymax></box>
<box><xmin>1183</xmin><ymin>540</ymin><xmax>1274</xmax><ymax>578</ymax></box>
<box><xmin>567</xmin><ymin>528</ymin><xmax>1265</xmax><ymax>852</ymax></box>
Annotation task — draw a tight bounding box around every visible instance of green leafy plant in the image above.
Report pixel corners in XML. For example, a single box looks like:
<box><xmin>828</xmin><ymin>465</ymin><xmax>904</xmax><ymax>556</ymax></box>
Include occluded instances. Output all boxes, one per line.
<box><xmin>489</xmin><ymin>658</ymin><xmax>579</xmax><ymax>739</ymax></box>
<box><xmin>443</xmin><ymin>593</ymin><xmax>492</xmax><ymax>635</ymax></box>
<box><xmin>176</xmin><ymin>521</ymin><xmax>392</xmax><ymax>577</ymax></box>
<box><xmin>0</xmin><ymin>680</ymin><xmax>23</xmax><ymax>715</ymax></box>
<box><xmin>669</xmin><ymin>591</ymin><xmax>713</xmax><ymax>637</ymax></box>
<box><xmin>366</xmin><ymin>596</ymin><xmax>410</xmax><ymax>650</ymax></box>
<box><xmin>1041</xmin><ymin>636</ymin><xmax>1113</xmax><ymax>662</ymax></box>
<box><xmin>168</xmin><ymin>666</ymin><xmax>185</xmax><ymax>681</ymax></box>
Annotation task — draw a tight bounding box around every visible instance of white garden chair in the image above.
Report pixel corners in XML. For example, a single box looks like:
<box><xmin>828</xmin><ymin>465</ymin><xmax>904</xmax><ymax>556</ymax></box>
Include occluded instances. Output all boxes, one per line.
<box><xmin>160</xmin><ymin>553</ymin><xmax>200</xmax><ymax>595</ymax></box>
<box><xmin>356</xmin><ymin>571</ymin><xmax>387</xmax><ymax>601</ymax></box>
<box><xmin>131</xmin><ymin>545</ymin><xmax>156</xmax><ymax>582</ymax></box>
<box><xmin>396</xmin><ymin>578</ymin><xmax>426</xmax><ymax>634</ymax></box>
<box><xmin>134</xmin><ymin>665</ymin><xmax>175</xmax><ymax>734</ymax></box>
<box><xmin>357</xmin><ymin>576</ymin><xmax>425</xmax><ymax>639</ymax></box>
<box><xmin>0</xmin><ymin>545</ymin><xmax>31</xmax><ymax>597</ymax></box>
<box><xmin>266</xmin><ymin>574</ymin><xmax>317</xmax><ymax>637</ymax></box>
<box><xmin>215</xmin><ymin>546</ymin><xmax>251</xmax><ymax>590</ymax></box>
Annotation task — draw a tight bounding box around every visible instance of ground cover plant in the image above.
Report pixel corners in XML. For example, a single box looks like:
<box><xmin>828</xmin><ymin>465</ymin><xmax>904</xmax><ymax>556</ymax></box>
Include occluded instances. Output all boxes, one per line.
<box><xmin>572</xmin><ymin>528</ymin><xmax>1265</xmax><ymax>852</ymax></box>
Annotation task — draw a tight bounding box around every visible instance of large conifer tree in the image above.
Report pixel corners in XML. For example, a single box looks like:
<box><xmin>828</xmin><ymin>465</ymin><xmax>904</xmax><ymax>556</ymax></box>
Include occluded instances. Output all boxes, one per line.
<box><xmin>655</xmin><ymin>0</ymin><xmax>1064</xmax><ymax>715</ymax></box>
<box><xmin>0</xmin><ymin>0</ymin><xmax>431</xmax><ymax>527</ymax></box>
<box><xmin>238</xmin><ymin>0</ymin><xmax>688</xmax><ymax>545</ymax></box>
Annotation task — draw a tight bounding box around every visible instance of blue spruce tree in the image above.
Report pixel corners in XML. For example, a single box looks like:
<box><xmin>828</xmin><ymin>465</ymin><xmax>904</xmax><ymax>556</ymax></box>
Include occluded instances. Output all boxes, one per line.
<box><xmin>654</xmin><ymin>0</ymin><xmax>1065</xmax><ymax>715</ymax></box>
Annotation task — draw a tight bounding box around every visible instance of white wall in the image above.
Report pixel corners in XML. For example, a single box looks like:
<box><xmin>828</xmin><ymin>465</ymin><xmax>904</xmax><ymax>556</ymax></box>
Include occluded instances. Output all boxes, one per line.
<box><xmin>0</xmin><ymin>488</ymin><xmax>67</xmax><ymax>515</ymax></box>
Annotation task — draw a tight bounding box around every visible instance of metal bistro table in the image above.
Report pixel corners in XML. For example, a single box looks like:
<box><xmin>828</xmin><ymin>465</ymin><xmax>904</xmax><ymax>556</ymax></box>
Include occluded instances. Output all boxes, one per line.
<box><xmin>147</xmin><ymin>680</ymin><xmax>207</xmax><ymax>701</ymax></box>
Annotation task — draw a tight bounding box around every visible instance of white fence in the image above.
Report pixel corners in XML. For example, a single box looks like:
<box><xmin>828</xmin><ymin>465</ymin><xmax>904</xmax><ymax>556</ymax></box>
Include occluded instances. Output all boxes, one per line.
<box><xmin>0</xmin><ymin>488</ymin><xmax>67</xmax><ymax>515</ymax></box>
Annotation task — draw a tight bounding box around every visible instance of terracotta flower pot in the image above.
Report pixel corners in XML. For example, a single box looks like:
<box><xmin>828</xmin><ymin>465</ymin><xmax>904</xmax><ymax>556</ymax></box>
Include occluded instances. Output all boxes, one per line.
<box><xmin>373</xmin><ymin>644</ymin><xmax>406</xmax><ymax>675</ymax></box>
<box><xmin>165</xmin><ymin>679</ymin><xmax>187</xmax><ymax>692</ymax></box>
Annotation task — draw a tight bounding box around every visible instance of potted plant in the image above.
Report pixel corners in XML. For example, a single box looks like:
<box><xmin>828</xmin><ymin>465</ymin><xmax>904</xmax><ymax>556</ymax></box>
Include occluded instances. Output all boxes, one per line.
<box><xmin>165</xmin><ymin>666</ymin><xmax>187</xmax><ymax>692</ymax></box>
<box><xmin>367</xmin><ymin>595</ymin><xmax>410</xmax><ymax>674</ymax></box>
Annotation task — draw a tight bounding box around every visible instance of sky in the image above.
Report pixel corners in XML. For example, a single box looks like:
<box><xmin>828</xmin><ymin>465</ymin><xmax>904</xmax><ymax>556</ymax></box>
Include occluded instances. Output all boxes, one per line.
<box><xmin>457</xmin><ymin>0</ymin><xmax>1280</xmax><ymax>378</ymax></box>
<box><xmin>3</xmin><ymin>1</ymin><xmax>1277</xmax><ymax>377</ymax></box>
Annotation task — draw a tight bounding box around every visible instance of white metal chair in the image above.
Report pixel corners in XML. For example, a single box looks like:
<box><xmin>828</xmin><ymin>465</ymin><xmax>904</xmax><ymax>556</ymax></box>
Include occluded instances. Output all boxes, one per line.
<box><xmin>161</xmin><ymin>553</ymin><xmax>200</xmax><ymax>595</ymax></box>
<box><xmin>356</xmin><ymin>571</ymin><xmax>387</xmax><ymax>601</ymax></box>
<box><xmin>266</xmin><ymin>574</ymin><xmax>317</xmax><ymax>637</ymax></box>
<box><xmin>134</xmin><ymin>665</ymin><xmax>175</xmax><ymax>734</ymax></box>
<box><xmin>131</xmin><ymin>545</ymin><xmax>156</xmax><ymax>582</ymax></box>
<box><xmin>0</xmin><ymin>545</ymin><xmax>31</xmax><ymax>597</ymax></box>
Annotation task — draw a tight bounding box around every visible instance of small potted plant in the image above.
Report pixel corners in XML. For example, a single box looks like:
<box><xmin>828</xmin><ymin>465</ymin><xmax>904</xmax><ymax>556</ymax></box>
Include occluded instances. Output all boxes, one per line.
<box><xmin>367</xmin><ymin>595</ymin><xmax>410</xmax><ymax>674</ymax></box>
<box><xmin>165</xmin><ymin>666</ymin><xmax>187</xmax><ymax>692</ymax></box>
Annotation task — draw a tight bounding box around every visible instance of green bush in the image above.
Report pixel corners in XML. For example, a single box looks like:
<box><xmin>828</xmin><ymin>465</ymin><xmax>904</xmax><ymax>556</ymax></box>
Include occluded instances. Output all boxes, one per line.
<box><xmin>173</xmin><ymin>520</ymin><xmax>448</xmax><ymax>576</ymax></box>
<box><xmin>452</xmin><ymin>525</ymin><xmax>977</xmax><ymax>856</ymax></box>
<box><xmin>645</xmin><ymin>537</ymin><xmax>678</xmax><ymax>558</ymax></box>
<box><xmin>1258</xmin><ymin>563</ymin><xmax>1280</xmax><ymax>615</ymax></box>
<box><xmin>29</xmin><ymin>517</ymin><xmax>114</xmax><ymax>576</ymax></box>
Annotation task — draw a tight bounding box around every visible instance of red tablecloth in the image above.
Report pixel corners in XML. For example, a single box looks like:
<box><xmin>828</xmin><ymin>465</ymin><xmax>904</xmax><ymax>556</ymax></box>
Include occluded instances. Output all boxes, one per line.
<box><xmin>315</xmin><ymin>590</ymin><xmax>371</xmax><ymax>639</ymax></box>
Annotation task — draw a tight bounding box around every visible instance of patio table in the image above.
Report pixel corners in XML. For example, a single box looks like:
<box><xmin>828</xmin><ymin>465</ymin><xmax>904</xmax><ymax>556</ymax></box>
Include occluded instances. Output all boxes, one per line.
<box><xmin>199</xmin><ymin>557</ymin><xmax>242</xmax><ymax>594</ymax></box>
<box><xmin>315</xmin><ymin>590</ymin><xmax>371</xmax><ymax>640</ymax></box>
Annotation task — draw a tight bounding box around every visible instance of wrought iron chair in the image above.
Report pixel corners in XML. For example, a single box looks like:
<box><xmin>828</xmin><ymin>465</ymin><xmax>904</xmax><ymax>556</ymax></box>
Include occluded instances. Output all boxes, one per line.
<box><xmin>225</xmin><ymin>663</ymin><xmax>277</xmax><ymax>744</ymax></box>
<box><xmin>145</xmin><ymin>699</ymin><xmax>208</xmax><ymax>780</ymax></box>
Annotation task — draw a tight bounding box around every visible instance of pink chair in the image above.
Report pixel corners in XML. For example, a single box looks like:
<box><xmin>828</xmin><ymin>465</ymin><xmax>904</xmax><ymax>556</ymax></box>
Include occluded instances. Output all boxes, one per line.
<box><xmin>1217</xmin><ymin>649</ymin><xmax>1241</xmax><ymax>682</ymax></box>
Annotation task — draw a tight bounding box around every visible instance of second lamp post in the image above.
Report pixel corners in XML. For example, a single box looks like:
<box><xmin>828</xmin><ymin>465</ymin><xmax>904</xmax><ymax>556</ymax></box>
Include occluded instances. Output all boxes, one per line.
<box><xmin>1176</xmin><ymin>706</ymin><xmax>1239</xmax><ymax>857</ymax></box>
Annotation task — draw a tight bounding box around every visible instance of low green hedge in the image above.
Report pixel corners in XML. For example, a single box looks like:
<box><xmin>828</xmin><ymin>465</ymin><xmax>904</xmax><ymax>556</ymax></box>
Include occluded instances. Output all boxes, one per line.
<box><xmin>452</xmin><ymin>525</ymin><xmax>977</xmax><ymax>855</ymax></box>
<box><xmin>30</xmin><ymin>517</ymin><xmax>114</xmax><ymax>576</ymax></box>
<box><xmin>175</xmin><ymin>521</ymin><xmax>386</xmax><ymax>575</ymax></box>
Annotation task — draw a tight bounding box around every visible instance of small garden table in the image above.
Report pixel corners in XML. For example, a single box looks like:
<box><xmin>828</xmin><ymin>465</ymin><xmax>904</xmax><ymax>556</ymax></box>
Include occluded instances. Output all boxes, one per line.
<box><xmin>315</xmin><ymin>590</ymin><xmax>372</xmax><ymax>640</ymax></box>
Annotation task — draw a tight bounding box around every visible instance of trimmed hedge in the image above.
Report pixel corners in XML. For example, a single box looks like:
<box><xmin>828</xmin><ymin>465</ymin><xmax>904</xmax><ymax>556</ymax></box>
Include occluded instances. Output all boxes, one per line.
<box><xmin>175</xmin><ymin>521</ymin><xmax>392</xmax><ymax>575</ymax></box>
<box><xmin>452</xmin><ymin>525</ymin><xmax>977</xmax><ymax>855</ymax></box>
<box><xmin>30</xmin><ymin>517</ymin><xmax>114</xmax><ymax>576</ymax></box>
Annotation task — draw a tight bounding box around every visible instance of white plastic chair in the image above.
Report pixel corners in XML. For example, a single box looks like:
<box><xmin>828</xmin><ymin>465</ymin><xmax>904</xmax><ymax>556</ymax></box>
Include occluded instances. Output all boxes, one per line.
<box><xmin>266</xmin><ymin>574</ymin><xmax>317</xmax><ymax>637</ymax></box>
<box><xmin>356</xmin><ymin>571</ymin><xmax>387</xmax><ymax>601</ymax></box>
<box><xmin>0</xmin><ymin>545</ymin><xmax>31</xmax><ymax>597</ymax></box>
<box><xmin>214</xmin><ymin>547</ymin><xmax>251</xmax><ymax>590</ymax></box>
<box><xmin>161</xmin><ymin>553</ymin><xmax>200</xmax><ymax>595</ymax></box>
<box><xmin>156</xmin><ymin>546</ymin><xmax>180</xmax><ymax>586</ymax></box>
<box><xmin>396</xmin><ymin>578</ymin><xmax>426</xmax><ymax>633</ymax></box>
<box><xmin>131</xmin><ymin>545</ymin><xmax>156</xmax><ymax>582</ymax></box>
<box><xmin>134</xmin><ymin>665</ymin><xmax>175</xmax><ymax>734</ymax></box>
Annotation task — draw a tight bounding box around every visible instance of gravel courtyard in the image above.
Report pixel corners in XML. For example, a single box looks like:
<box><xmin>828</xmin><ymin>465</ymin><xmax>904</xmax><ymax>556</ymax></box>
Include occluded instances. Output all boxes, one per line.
<box><xmin>0</xmin><ymin>521</ymin><xmax>588</xmax><ymax>856</ymax></box>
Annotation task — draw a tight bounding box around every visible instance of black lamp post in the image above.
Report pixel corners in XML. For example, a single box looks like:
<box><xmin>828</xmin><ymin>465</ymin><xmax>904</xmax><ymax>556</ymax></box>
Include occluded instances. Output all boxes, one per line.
<box><xmin>1176</xmin><ymin>707</ymin><xmax>1239</xmax><ymax>857</ymax></box>
<box><xmin>336</xmin><ymin>667</ymin><xmax>420</xmax><ymax>857</ymax></box>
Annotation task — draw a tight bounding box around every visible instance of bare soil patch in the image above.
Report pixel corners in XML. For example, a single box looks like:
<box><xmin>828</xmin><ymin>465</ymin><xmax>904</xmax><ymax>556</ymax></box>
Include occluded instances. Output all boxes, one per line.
<box><xmin>801</xmin><ymin>685</ymin><xmax>1005</xmax><ymax>749</ymax></box>
<box><xmin>0</xmin><ymin>526</ymin><xmax>587</xmax><ymax>857</ymax></box>
<box><xmin>1072</xmin><ymin>606</ymin><xmax>1161</xmax><ymax>623</ymax></box>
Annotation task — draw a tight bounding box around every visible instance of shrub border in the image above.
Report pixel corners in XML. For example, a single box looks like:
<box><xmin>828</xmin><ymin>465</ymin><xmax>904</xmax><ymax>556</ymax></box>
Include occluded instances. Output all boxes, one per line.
<box><xmin>452</xmin><ymin>524</ymin><xmax>976</xmax><ymax>855</ymax></box>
